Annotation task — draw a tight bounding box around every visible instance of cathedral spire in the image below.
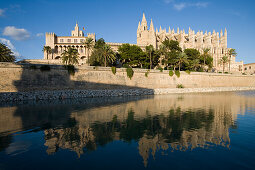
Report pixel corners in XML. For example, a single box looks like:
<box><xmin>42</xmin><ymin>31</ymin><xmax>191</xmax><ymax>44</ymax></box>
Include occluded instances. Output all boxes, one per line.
<box><xmin>142</xmin><ymin>13</ymin><xmax>147</xmax><ymax>23</ymax></box>
<box><xmin>149</xmin><ymin>19</ymin><xmax>154</xmax><ymax>32</ymax></box>
<box><xmin>220</xmin><ymin>29</ymin><xmax>223</xmax><ymax>37</ymax></box>
<box><xmin>159</xmin><ymin>26</ymin><xmax>162</xmax><ymax>33</ymax></box>
<box><xmin>169</xmin><ymin>26</ymin><xmax>171</xmax><ymax>33</ymax></box>
<box><xmin>225</xmin><ymin>28</ymin><xmax>227</xmax><ymax>36</ymax></box>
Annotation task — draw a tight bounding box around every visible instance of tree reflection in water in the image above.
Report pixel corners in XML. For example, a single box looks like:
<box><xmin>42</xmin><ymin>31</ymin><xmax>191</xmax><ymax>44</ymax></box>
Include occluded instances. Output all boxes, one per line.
<box><xmin>44</xmin><ymin>107</ymin><xmax>233</xmax><ymax>167</ymax></box>
<box><xmin>2</xmin><ymin>92</ymin><xmax>252</xmax><ymax>168</ymax></box>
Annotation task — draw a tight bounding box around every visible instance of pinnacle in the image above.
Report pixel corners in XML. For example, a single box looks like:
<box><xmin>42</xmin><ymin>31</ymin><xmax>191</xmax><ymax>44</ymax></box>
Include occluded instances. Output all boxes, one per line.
<box><xmin>142</xmin><ymin>13</ymin><xmax>147</xmax><ymax>23</ymax></box>
<box><xmin>149</xmin><ymin>19</ymin><xmax>154</xmax><ymax>32</ymax></box>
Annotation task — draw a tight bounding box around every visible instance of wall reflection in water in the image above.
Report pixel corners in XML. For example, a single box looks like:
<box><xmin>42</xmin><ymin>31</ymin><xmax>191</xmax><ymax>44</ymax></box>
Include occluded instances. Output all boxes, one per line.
<box><xmin>0</xmin><ymin>91</ymin><xmax>254</xmax><ymax>167</ymax></box>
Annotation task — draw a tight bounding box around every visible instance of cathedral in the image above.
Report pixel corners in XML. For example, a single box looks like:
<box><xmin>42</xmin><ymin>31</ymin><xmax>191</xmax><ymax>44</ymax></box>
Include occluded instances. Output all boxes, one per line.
<box><xmin>43</xmin><ymin>13</ymin><xmax>243</xmax><ymax>72</ymax></box>
<box><xmin>137</xmin><ymin>13</ymin><xmax>243</xmax><ymax>71</ymax></box>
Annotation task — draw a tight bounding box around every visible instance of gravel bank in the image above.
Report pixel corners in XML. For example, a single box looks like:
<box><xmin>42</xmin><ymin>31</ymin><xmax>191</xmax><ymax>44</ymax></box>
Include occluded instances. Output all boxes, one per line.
<box><xmin>0</xmin><ymin>87</ymin><xmax>255</xmax><ymax>102</ymax></box>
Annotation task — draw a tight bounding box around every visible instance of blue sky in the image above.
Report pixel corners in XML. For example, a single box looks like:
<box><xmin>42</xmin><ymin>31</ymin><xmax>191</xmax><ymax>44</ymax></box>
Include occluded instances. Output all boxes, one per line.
<box><xmin>0</xmin><ymin>0</ymin><xmax>254</xmax><ymax>63</ymax></box>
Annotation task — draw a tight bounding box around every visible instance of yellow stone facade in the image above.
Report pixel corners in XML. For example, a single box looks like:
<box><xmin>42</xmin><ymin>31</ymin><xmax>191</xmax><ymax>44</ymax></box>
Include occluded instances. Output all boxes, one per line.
<box><xmin>44</xmin><ymin>14</ymin><xmax>243</xmax><ymax>72</ymax></box>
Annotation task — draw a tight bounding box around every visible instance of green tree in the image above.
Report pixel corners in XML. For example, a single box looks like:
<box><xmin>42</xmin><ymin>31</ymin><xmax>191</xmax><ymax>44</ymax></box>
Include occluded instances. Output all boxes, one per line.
<box><xmin>84</xmin><ymin>38</ymin><xmax>94</xmax><ymax>66</ymax></box>
<box><xmin>219</xmin><ymin>56</ymin><xmax>229</xmax><ymax>73</ymax></box>
<box><xmin>94</xmin><ymin>38</ymin><xmax>105</xmax><ymax>49</ymax></box>
<box><xmin>43</xmin><ymin>46</ymin><xmax>52</xmax><ymax>60</ymax></box>
<box><xmin>201</xmin><ymin>48</ymin><xmax>210</xmax><ymax>66</ymax></box>
<box><xmin>175</xmin><ymin>52</ymin><xmax>188</xmax><ymax>71</ymax></box>
<box><xmin>118</xmin><ymin>43</ymin><xmax>146</xmax><ymax>68</ymax></box>
<box><xmin>184</xmin><ymin>48</ymin><xmax>201</xmax><ymax>70</ymax></box>
<box><xmin>228</xmin><ymin>49</ymin><xmax>237</xmax><ymax>73</ymax></box>
<box><xmin>102</xmin><ymin>44</ymin><xmax>116</xmax><ymax>67</ymax></box>
<box><xmin>89</xmin><ymin>39</ymin><xmax>116</xmax><ymax>67</ymax></box>
<box><xmin>61</xmin><ymin>47</ymin><xmax>79</xmax><ymax>65</ymax></box>
<box><xmin>190</xmin><ymin>59</ymin><xmax>200</xmax><ymax>71</ymax></box>
<box><xmin>0</xmin><ymin>43</ymin><xmax>15</xmax><ymax>62</ymax></box>
<box><xmin>160</xmin><ymin>40</ymin><xmax>182</xmax><ymax>69</ymax></box>
<box><xmin>145</xmin><ymin>45</ymin><xmax>154</xmax><ymax>69</ymax></box>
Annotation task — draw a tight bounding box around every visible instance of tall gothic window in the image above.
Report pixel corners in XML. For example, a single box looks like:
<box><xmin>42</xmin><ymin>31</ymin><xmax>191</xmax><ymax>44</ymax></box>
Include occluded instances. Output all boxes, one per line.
<box><xmin>67</xmin><ymin>39</ymin><xmax>71</xmax><ymax>43</ymax></box>
<box><xmin>74</xmin><ymin>39</ymin><xmax>78</xmax><ymax>43</ymax></box>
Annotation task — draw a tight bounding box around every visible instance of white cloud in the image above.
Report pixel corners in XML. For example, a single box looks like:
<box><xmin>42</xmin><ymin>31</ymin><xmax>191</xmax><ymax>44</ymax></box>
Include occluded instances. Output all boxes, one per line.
<box><xmin>0</xmin><ymin>38</ymin><xmax>20</xmax><ymax>56</ymax></box>
<box><xmin>36</xmin><ymin>33</ymin><xmax>44</xmax><ymax>37</ymax></box>
<box><xmin>164</xmin><ymin>0</ymin><xmax>175</xmax><ymax>4</ymax></box>
<box><xmin>174</xmin><ymin>3</ymin><xmax>187</xmax><ymax>11</ymax></box>
<box><xmin>0</xmin><ymin>9</ymin><xmax>5</xmax><ymax>16</ymax></box>
<box><xmin>193</xmin><ymin>2</ymin><xmax>209</xmax><ymax>8</ymax></box>
<box><xmin>164</xmin><ymin>0</ymin><xmax>209</xmax><ymax>11</ymax></box>
<box><xmin>3</xmin><ymin>26</ymin><xmax>30</xmax><ymax>41</ymax></box>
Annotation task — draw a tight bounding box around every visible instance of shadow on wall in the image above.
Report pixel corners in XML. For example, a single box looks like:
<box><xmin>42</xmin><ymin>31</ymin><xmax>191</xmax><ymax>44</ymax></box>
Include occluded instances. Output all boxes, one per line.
<box><xmin>13</xmin><ymin>63</ymin><xmax>153</xmax><ymax>92</ymax></box>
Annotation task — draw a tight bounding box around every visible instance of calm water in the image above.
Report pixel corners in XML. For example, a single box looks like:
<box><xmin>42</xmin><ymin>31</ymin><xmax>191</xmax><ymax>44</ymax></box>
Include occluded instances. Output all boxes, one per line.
<box><xmin>0</xmin><ymin>91</ymin><xmax>255</xmax><ymax>170</ymax></box>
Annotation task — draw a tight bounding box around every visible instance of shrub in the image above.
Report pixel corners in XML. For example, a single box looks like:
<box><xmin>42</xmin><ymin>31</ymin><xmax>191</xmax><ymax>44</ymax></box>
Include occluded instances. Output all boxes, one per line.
<box><xmin>123</xmin><ymin>64</ymin><xmax>129</xmax><ymax>68</ymax></box>
<box><xmin>176</xmin><ymin>84</ymin><xmax>184</xmax><ymax>88</ymax></box>
<box><xmin>242</xmin><ymin>73</ymin><xmax>247</xmax><ymax>75</ymax></box>
<box><xmin>145</xmin><ymin>69</ymin><xmax>150</xmax><ymax>77</ymax></box>
<box><xmin>224</xmin><ymin>72</ymin><xmax>228</xmax><ymax>74</ymax></box>
<box><xmin>198</xmin><ymin>67</ymin><xmax>204</xmax><ymax>72</ymax></box>
<box><xmin>158</xmin><ymin>67</ymin><xmax>163</xmax><ymax>72</ymax></box>
<box><xmin>169</xmin><ymin>70</ymin><xmax>174</xmax><ymax>77</ymax></box>
<box><xmin>65</xmin><ymin>65</ymin><xmax>75</xmax><ymax>76</ymax></box>
<box><xmin>40</xmin><ymin>65</ymin><xmax>51</xmax><ymax>72</ymax></box>
<box><xmin>126</xmin><ymin>67</ymin><xmax>134</xmax><ymax>79</ymax></box>
<box><xmin>218</xmin><ymin>71</ymin><xmax>222</xmax><ymax>73</ymax></box>
<box><xmin>175</xmin><ymin>70</ymin><xmax>180</xmax><ymax>78</ymax></box>
<box><xmin>111</xmin><ymin>66</ymin><xmax>116</xmax><ymax>75</ymax></box>
<box><xmin>185</xmin><ymin>70</ymin><xmax>190</xmax><ymax>74</ymax></box>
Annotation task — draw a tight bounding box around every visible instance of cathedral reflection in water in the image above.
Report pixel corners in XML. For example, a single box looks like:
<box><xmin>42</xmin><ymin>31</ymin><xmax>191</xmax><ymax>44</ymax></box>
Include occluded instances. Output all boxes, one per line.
<box><xmin>0</xmin><ymin>92</ymin><xmax>254</xmax><ymax>167</ymax></box>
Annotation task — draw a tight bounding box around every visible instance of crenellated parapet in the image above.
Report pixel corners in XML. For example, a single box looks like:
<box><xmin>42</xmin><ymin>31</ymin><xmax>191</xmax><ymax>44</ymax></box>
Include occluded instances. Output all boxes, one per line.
<box><xmin>137</xmin><ymin>13</ymin><xmax>236</xmax><ymax>70</ymax></box>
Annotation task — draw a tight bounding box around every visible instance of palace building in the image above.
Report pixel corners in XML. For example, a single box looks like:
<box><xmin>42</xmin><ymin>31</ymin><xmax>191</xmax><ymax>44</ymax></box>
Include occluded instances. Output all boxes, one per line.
<box><xmin>43</xmin><ymin>14</ymin><xmax>243</xmax><ymax>72</ymax></box>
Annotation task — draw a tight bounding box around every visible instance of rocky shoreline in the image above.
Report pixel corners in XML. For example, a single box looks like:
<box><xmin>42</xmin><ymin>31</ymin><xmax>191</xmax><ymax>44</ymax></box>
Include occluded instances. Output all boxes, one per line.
<box><xmin>0</xmin><ymin>87</ymin><xmax>255</xmax><ymax>103</ymax></box>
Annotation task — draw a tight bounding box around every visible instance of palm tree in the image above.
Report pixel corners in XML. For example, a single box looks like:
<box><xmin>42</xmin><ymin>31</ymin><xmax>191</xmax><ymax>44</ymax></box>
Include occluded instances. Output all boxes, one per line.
<box><xmin>228</xmin><ymin>49</ymin><xmax>237</xmax><ymax>73</ymax></box>
<box><xmin>43</xmin><ymin>46</ymin><xmax>52</xmax><ymax>60</ymax></box>
<box><xmin>219</xmin><ymin>56</ymin><xmax>229</xmax><ymax>73</ymax></box>
<box><xmin>61</xmin><ymin>47</ymin><xmax>79</xmax><ymax>65</ymax></box>
<box><xmin>175</xmin><ymin>52</ymin><xmax>188</xmax><ymax>71</ymax></box>
<box><xmin>84</xmin><ymin>38</ymin><xmax>93</xmax><ymax>66</ymax></box>
<box><xmin>102</xmin><ymin>44</ymin><xmax>116</xmax><ymax>67</ymax></box>
<box><xmin>191</xmin><ymin>59</ymin><xmax>200</xmax><ymax>71</ymax></box>
<box><xmin>202</xmin><ymin>48</ymin><xmax>210</xmax><ymax>66</ymax></box>
<box><xmin>145</xmin><ymin>45</ymin><xmax>154</xmax><ymax>69</ymax></box>
<box><xmin>0</xmin><ymin>43</ymin><xmax>15</xmax><ymax>62</ymax></box>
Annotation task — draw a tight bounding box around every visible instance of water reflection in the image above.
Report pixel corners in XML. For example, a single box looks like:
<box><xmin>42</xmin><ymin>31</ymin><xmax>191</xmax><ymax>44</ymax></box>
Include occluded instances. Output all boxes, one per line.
<box><xmin>0</xmin><ymin>92</ymin><xmax>255</xmax><ymax>167</ymax></box>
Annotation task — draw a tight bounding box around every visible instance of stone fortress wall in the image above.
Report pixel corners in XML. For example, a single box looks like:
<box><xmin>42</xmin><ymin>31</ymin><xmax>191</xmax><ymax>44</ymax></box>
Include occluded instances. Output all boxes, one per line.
<box><xmin>0</xmin><ymin>62</ymin><xmax>254</xmax><ymax>94</ymax></box>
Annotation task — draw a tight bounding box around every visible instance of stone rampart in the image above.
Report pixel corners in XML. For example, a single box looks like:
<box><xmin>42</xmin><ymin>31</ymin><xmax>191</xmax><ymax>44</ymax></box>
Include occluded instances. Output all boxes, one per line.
<box><xmin>0</xmin><ymin>62</ymin><xmax>254</xmax><ymax>93</ymax></box>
